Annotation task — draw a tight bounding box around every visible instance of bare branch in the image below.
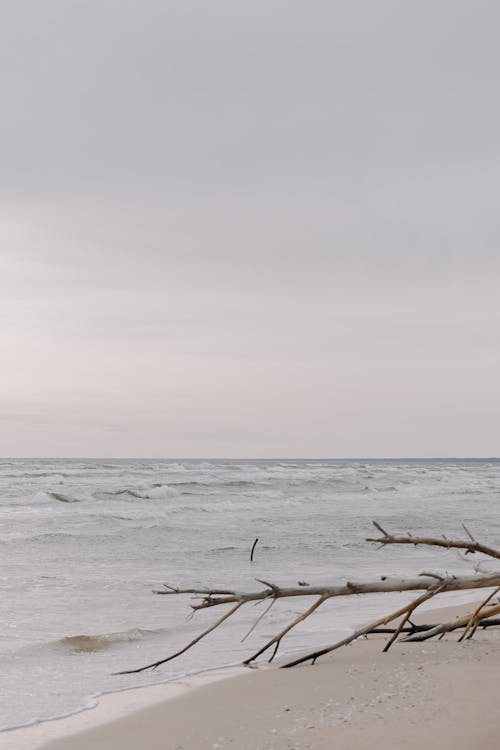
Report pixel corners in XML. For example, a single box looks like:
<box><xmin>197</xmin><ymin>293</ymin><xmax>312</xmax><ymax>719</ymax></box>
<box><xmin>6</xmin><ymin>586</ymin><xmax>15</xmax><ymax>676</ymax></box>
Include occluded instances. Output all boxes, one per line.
<box><xmin>115</xmin><ymin>601</ymin><xmax>244</xmax><ymax>674</ymax></box>
<box><xmin>369</xmin><ymin>618</ymin><xmax>500</xmax><ymax>635</ymax></box>
<box><xmin>282</xmin><ymin>585</ymin><xmax>445</xmax><ymax>668</ymax></box>
<box><xmin>241</xmin><ymin>598</ymin><xmax>276</xmax><ymax>643</ymax></box>
<box><xmin>155</xmin><ymin>585</ymin><xmax>238</xmax><ymax>597</ymax></box>
<box><xmin>367</xmin><ymin>522</ymin><xmax>500</xmax><ymax>561</ymax></box>
<box><xmin>461</xmin><ymin>522</ymin><xmax>476</xmax><ymax>543</ymax></box>
<box><xmin>165</xmin><ymin>572</ymin><xmax>500</xmax><ymax>610</ymax></box>
<box><xmin>243</xmin><ymin>595</ymin><xmax>330</xmax><ymax>665</ymax></box>
<box><xmin>459</xmin><ymin>586</ymin><xmax>500</xmax><ymax>641</ymax></box>
<box><xmin>119</xmin><ymin>524</ymin><xmax>500</xmax><ymax>674</ymax></box>
<box><xmin>403</xmin><ymin>602</ymin><xmax>500</xmax><ymax>642</ymax></box>
<box><xmin>372</xmin><ymin>520</ymin><xmax>390</xmax><ymax>537</ymax></box>
<box><xmin>419</xmin><ymin>572</ymin><xmax>445</xmax><ymax>581</ymax></box>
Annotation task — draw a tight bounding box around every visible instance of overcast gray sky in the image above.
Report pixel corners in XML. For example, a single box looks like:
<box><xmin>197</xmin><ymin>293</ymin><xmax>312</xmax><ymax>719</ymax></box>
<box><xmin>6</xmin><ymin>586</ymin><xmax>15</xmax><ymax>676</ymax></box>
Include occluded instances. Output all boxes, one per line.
<box><xmin>1</xmin><ymin>0</ymin><xmax>499</xmax><ymax>457</ymax></box>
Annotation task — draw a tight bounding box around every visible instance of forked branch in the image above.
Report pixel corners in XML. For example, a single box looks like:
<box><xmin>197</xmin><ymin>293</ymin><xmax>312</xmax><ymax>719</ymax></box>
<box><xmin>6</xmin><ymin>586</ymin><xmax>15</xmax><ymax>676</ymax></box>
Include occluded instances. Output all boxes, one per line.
<box><xmin>119</xmin><ymin>523</ymin><xmax>500</xmax><ymax>674</ymax></box>
<box><xmin>402</xmin><ymin>601</ymin><xmax>500</xmax><ymax>642</ymax></box>
<box><xmin>366</xmin><ymin>521</ymin><xmax>500</xmax><ymax>560</ymax></box>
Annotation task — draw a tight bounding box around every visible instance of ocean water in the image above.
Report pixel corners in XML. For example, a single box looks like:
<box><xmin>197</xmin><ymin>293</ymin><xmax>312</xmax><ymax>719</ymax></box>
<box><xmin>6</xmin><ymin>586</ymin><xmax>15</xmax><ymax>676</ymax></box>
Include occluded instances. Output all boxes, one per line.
<box><xmin>1</xmin><ymin>458</ymin><xmax>499</xmax><ymax>732</ymax></box>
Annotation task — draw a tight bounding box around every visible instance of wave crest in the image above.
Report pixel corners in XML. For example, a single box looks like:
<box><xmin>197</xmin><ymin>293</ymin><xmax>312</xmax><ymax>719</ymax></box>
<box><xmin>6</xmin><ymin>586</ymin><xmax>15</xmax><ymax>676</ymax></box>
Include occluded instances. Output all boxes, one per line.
<box><xmin>57</xmin><ymin>628</ymin><xmax>166</xmax><ymax>653</ymax></box>
<box><xmin>33</xmin><ymin>491</ymin><xmax>81</xmax><ymax>504</ymax></box>
<box><xmin>103</xmin><ymin>485</ymin><xmax>179</xmax><ymax>500</ymax></box>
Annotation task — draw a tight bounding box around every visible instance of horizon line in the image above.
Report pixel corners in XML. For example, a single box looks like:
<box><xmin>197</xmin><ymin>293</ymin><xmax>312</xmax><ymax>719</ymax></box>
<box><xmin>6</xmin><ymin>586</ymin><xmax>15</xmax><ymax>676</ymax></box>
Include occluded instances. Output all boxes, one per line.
<box><xmin>1</xmin><ymin>455</ymin><xmax>499</xmax><ymax>462</ymax></box>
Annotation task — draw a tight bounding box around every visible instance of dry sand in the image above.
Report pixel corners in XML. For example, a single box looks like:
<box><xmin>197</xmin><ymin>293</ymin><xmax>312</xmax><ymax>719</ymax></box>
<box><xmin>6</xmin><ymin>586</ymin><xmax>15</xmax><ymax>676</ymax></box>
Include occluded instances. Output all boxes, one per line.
<box><xmin>4</xmin><ymin>600</ymin><xmax>500</xmax><ymax>750</ymax></box>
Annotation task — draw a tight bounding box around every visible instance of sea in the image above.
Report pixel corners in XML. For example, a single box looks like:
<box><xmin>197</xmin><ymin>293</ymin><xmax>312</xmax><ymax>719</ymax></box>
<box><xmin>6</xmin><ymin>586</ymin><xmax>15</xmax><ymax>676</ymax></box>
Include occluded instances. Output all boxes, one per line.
<box><xmin>1</xmin><ymin>458</ymin><xmax>499</xmax><ymax>733</ymax></box>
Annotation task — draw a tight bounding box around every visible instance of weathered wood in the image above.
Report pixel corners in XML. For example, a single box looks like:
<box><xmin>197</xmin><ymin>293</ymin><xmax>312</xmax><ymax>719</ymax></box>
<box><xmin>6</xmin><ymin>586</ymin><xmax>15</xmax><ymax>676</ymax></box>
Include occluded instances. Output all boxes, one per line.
<box><xmin>115</xmin><ymin>601</ymin><xmax>244</xmax><ymax>675</ymax></box>
<box><xmin>402</xmin><ymin>601</ymin><xmax>500</xmax><ymax>642</ymax></box>
<box><xmin>368</xmin><ymin>617</ymin><xmax>500</xmax><ymax>635</ymax></box>
<box><xmin>458</xmin><ymin>586</ymin><xmax>500</xmax><ymax>641</ymax></box>
<box><xmin>244</xmin><ymin>594</ymin><xmax>329</xmax><ymax>664</ymax></box>
<box><xmin>155</xmin><ymin>571</ymin><xmax>500</xmax><ymax>609</ymax></box>
<box><xmin>282</xmin><ymin>585</ymin><xmax>445</xmax><ymax>668</ymax></box>
<box><xmin>119</xmin><ymin>524</ymin><xmax>500</xmax><ymax>674</ymax></box>
<box><xmin>366</xmin><ymin>522</ymin><xmax>500</xmax><ymax>560</ymax></box>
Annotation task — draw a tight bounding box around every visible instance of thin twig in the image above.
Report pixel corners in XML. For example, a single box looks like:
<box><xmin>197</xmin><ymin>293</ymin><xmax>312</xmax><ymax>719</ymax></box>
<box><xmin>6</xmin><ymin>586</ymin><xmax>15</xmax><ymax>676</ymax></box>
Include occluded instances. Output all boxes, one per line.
<box><xmin>459</xmin><ymin>587</ymin><xmax>500</xmax><ymax>641</ymax></box>
<box><xmin>241</xmin><ymin>597</ymin><xmax>276</xmax><ymax>642</ymax></box>
<box><xmin>244</xmin><ymin>595</ymin><xmax>329</xmax><ymax>664</ymax></box>
<box><xmin>115</xmin><ymin>601</ymin><xmax>244</xmax><ymax>674</ymax></box>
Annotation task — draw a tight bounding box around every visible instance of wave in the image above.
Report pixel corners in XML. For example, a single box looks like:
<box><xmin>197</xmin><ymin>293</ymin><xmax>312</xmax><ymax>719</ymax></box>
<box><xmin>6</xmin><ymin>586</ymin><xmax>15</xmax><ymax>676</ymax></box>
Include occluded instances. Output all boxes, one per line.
<box><xmin>144</xmin><ymin>485</ymin><xmax>179</xmax><ymax>499</ymax></box>
<box><xmin>211</xmin><ymin>546</ymin><xmax>237</xmax><ymax>552</ymax></box>
<box><xmin>49</xmin><ymin>491</ymin><xmax>80</xmax><ymax>503</ymax></box>
<box><xmin>102</xmin><ymin>484</ymin><xmax>179</xmax><ymax>500</ymax></box>
<box><xmin>104</xmin><ymin>489</ymin><xmax>144</xmax><ymax>499</ymax></box>
<box><xmin>162</xmin><ymin>479</ymin><xmax>263</xmax><ymax>489</ymax></box>
<box><xmin>0</xmin><ymin>472</ymin><xmax>72</xmax><ymax>479</ymax></box>
<box><xmin>56</xmin><ymin>628</ymin><xmax>168</xmax><ymax>653</ymax></box>
<box><xmin>32</xmin><ymin>491</ymin><xmax>81</xmax><ymax>504</ymax></box>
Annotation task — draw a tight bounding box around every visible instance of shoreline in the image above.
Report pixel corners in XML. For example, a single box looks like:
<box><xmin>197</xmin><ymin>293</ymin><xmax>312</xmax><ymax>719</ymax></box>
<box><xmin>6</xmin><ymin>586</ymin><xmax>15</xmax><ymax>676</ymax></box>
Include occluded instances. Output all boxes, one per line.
<box><xmin>3</xmin><ymin>594</ymin><xmax>499</xmax><ymax>750</ymax></box>
<box><xmin>0</xmin><ymin>665</ymin><xmax>248</xmax><ymax>750</ymax></box>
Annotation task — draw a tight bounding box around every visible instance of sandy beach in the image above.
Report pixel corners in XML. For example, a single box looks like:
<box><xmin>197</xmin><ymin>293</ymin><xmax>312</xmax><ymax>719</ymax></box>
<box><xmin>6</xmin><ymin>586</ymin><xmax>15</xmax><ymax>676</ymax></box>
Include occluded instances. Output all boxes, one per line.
<box><xmin>3</xmin><ymin>599</ymin><xmax>498</xmax><ymax>750</ymax></box>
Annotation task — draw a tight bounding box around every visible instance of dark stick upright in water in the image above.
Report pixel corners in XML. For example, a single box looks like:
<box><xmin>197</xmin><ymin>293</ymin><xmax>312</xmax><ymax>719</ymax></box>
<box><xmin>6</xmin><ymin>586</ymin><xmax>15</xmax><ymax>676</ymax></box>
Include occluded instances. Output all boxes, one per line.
<box><xmin>250</xmin><ymin>538</ymin><xmax>259</xmax><ymax>562</ymax></box>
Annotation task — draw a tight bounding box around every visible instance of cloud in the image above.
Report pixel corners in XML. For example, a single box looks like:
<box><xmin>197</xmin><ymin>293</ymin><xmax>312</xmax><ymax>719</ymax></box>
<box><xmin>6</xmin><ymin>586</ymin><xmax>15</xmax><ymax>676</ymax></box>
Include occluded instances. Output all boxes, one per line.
<box><xmin>1</xmin><ymin>1</ymin><xmax>499</xmax><ymax>455</ymax></box>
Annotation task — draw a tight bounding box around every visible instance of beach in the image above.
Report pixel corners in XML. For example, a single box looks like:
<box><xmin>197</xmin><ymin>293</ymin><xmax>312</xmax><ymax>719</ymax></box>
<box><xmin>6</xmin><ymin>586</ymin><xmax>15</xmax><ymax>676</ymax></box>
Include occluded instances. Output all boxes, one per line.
<box><xmin>4</xmin><ymin>458</ymin><xmax>499</xmax><ymax>733</ymax></box>
<box><xmin>3</xmin><ymin>600</ymin><xmax>498</xmax><ymax>750</ymax></box>
<box><xmin>2</xmin><ymin>460</ymin><xmax>499</xmax><ymax>749</ymax></box>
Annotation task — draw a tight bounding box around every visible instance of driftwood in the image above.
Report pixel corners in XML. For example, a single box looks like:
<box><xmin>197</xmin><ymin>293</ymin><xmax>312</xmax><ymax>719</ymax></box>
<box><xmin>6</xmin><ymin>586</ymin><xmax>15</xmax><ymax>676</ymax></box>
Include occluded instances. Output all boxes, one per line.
<box><xmin>118</xmin><ymin>522</ymin><xmax>500</xmax><ymax>675</ymax></box>
<box><xmin>369</xmin><ymin>617</ymin><xmax>500</xmax><ymax>635</ymax></box>
<box><xmin>366</xmin><ymin>520</ymin><xmax>500</xmax><ymax>560</ymax></box>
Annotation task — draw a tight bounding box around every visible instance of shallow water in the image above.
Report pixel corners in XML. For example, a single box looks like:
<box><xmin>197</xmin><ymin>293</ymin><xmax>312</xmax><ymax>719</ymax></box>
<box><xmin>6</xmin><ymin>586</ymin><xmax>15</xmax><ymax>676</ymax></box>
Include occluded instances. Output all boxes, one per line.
<box><xmin>1</xmin><ymin>458</ymin><xmax>499</xmax><ymax>730</ymax></box>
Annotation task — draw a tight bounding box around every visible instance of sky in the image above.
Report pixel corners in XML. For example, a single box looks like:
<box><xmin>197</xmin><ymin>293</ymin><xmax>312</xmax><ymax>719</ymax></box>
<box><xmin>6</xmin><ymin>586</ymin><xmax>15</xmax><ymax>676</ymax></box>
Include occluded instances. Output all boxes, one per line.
<box><xmin>1</xmin><ymin>0</ymin><xmax>499</xmax><ymax>458</ymax></box>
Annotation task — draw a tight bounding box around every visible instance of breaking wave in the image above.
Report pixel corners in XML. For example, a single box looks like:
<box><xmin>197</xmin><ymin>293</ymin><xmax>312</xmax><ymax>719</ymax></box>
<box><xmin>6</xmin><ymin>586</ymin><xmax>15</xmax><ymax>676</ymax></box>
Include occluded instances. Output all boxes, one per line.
<box><xmin>103</xmin><ymin>484</ymin><xmax>179</xmax><ymax>500</ymax></box>
<box><xmin>33</xmin><ymin>491</ymin><xmax>82</xmax><ymax>504</ymax></box>
<box><xmin>56</xmin><ymin>628</ymin><xmax>168</xmax><ymax>653</ymax></box>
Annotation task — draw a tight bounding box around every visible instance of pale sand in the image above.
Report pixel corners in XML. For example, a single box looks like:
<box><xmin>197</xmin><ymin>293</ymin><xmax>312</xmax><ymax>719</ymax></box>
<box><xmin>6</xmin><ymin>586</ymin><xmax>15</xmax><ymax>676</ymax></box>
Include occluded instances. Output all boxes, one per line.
<box><xmin>4</xmin><ymin>600</ymin><xmax>500</xmax><ymax>750</ymax></box>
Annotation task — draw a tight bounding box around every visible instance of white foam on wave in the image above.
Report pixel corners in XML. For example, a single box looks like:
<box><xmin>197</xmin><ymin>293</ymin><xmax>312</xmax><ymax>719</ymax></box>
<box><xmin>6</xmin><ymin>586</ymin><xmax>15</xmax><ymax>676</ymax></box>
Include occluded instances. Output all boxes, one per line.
<box><xmin>140</xmin><ymin>484</ymin><xmax>179</xmax><ymax>499</ymax></box>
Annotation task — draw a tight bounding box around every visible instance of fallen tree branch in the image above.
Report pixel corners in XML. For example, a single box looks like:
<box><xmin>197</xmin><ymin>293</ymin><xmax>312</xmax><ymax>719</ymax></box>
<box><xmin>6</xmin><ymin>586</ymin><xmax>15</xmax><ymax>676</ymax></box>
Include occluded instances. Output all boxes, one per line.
<box><xmin>119</xmin><ymin>523</ymin><xmax>500</xmax><ymax>674</ymax></box>
<box><xmin>282</xmin><ymin>584</ymin><xmax>445</xmax><ymax>668</ymax></box>
<box><xmin>368</xmin><ymin>617</ymin><xmax>500</xmax><ymax>635</ymax></box>
<box><xmin>366</xmin><ymin>521</ymin><xmax>500</xmax><ymax>560</ymax></box>
<box><xmin>154</xmin><ymin>571</ymin><xmax>500</xmax><ymax>610</ymax></box>
<box><xmin>241</xmin><ymin>597</ymin><xmax>276</xmax><ymax>642</ymax></box>
<box><xmin>402</xmin><ymin>601</ymin><xmax>500</xmax><ymax>642</ymax></box>
<box><xmin>115</xmin><ymin>601</ymin><xmax>244</xmax><ymax>674</ymax></box>
<box><xmin>458</xmin><ymin>586</ymin><xmax>500</xmax><ymax>641</ymax></box>
<box><xmin>243</xmin><ymin>594</ymin><xmax>329</xmax><ymax>664</ymax></box>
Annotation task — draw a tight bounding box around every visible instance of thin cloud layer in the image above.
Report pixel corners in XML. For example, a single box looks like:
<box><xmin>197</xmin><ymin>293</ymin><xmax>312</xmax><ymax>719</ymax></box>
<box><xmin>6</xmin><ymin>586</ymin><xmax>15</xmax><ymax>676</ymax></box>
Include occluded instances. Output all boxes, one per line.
<box><xmin>1</xmin><ymin>1</ymin><xmax>499</xmax><ymax>456</ymax></box>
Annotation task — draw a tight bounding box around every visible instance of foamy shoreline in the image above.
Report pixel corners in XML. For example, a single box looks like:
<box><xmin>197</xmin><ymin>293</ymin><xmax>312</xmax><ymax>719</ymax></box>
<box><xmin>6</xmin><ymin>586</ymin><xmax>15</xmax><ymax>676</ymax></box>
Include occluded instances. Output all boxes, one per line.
<box><xmin>3</xmin><ymin>597</ymin><xmax>499</xmax><ymax>750</ymax></box>
<box><xmin>0</xmin><ymin>666</ymin><xmax>248</xmax><ymax>750</ymax></box>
